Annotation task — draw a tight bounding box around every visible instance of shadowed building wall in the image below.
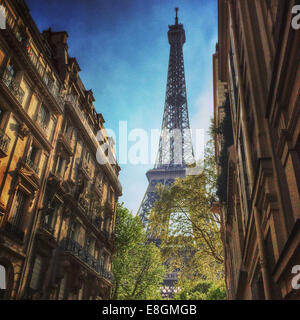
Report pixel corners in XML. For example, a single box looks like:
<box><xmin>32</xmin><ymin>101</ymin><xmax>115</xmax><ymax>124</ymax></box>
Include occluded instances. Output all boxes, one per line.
<box><xmin>213</xmin><ymin>0</ymin><xmax>300</xmax><ymax>300</ymax></box>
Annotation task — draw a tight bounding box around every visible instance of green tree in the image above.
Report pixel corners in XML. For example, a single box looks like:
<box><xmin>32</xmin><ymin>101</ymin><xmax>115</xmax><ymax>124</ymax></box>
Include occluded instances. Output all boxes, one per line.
<box><xmin>111</xmin><ymin>203</ymin><xmax>165</xmax><ymax>300</ymax></box>
<box><xmin>148</xmin><ymin>138</ymin><xmax>224</xmax><ymax>284</ymax></box>
<box><xmin>174</xmin><ymin>279</ymin><xmax>226</xmax><ymax>300</ymax></box>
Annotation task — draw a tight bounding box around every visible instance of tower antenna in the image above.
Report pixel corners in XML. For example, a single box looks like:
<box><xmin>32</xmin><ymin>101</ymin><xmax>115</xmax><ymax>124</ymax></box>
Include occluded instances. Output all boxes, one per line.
<box><xmin>175</xmin><ymin>7</ymin><xmax>179</xmax><ymax>25</ymax></box>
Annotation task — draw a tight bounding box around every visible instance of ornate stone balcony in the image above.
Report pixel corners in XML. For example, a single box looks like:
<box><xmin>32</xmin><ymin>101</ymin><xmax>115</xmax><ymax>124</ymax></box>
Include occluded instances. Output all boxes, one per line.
<box><xmin>1</xmin><ymin>69</ymin><xmax>25</xmax><ymax>104</ymax></box>
<box><xmin>0</xmin><ymin>129</ymin><xmax>11</xmax><ymax>157</ymax></box>
<box><xmin>61</xmin><ymin>237</ymin><xmax>113</xmax><ymax>283</ymax></box>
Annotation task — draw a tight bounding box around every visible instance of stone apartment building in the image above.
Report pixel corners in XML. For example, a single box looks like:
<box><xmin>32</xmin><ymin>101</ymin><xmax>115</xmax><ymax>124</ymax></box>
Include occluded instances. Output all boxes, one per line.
<box><xmin>0</xmin><ymin>0</ymin><xmax>122</xmax><ymax>299</ymax></box>
<box><xmin>213</xmin><ymin>0</ymin><xmax>299</xmax><ymax>299</ymax></box>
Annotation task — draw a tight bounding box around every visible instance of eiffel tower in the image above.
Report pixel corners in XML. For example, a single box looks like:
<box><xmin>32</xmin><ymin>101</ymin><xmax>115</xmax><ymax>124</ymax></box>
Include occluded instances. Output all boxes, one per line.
<box><xmin>137</xmin><ymin>8</ymin><xmax>194</xmax><ymax>298</ymax></box>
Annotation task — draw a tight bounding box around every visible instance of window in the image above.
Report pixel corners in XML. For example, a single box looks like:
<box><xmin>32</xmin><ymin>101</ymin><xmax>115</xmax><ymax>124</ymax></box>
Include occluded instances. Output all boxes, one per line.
<box><xmin>94</xmin><ymin>245</ymin><xmax>100</xmax><ymax>260</ymax></box>
<box><xmin>251</xmin><ymin>264</ymin><xmax>265</xmax><ymax>300</ymax></box>
<box><xmin>85</xmin><ymin>236</ymin><xmax>92</xmax><ymax>253</ymax></box>
<box><xmin>38</xmin><ymin>105</ymin><xmax>49</xmax><ymax>129</ymax></box>
<box><xmin>26</xmin><ymin>143</ymin><xmax>40</xmax><ymax>174</ymax></box>
<box><xmin>44</xmin><ymin>204</ymin><xmax>58</xmax><ymax>234</ymax></box>
<box><xmin>109</xmin><ymin>190</ymin><xmax>114</xmax><ymax>204</ymax></box>
<box><xmin>85</xmin><ymin>151</ymin><xmax>90</xmax><ymax>163</ymax></box>
<box><xmin>0</xmin><ymin>107</ymin><xmax>4</xmax><ymax>126</ymax></box>
<box><xmin>10</xmin><ymin>190</ymin><xmax>27</xmax><ymax>228</ymax></box>
<box><xmin>63</xmin><ymin>120</ymin><xmax>70</xmax><ymax>135</ymax></box>
<box><xmin>6</xmin><ymin>63</ymin><xmax>16</xmax><ymax>83</ymax></box>
<box><xmin>44</xmin><ymin>73</ymin><xmax>53</xmax><ymax>90</ymax></box>
<box><xmin>0</xmin><ymin>48</ymin><xmax>5</xmax><ymax>67</ymax></box>
<box><xmin>78</xmin><ymin>285</ymin><xmax>84</xmax><ymax>300</ymax></box>
<box><xmin>105</xmin><ymin>218</ymin><xmax>110</xmax><ymax>232</ymax></box>
<box><xmin>100</xmin><ymin>255</ymin><xmax>105</xmax><ymax>268</ymax></box>
<box><xmin>58</xmin><ymin>274</ymin><xmax>67</xmax><ymax>300</ymax></box>
<box><xmin>69</xmin><ymin>221</ymin><xmax>78</xmax><ymax>241</ymax></box>
<box><xmin>29</xmin><ymin>255</ymin><xmax>43</xmax><ymax>290</ymax></box>
<box><xmin>28</xmin><ymin>144</ymin><xmax>38</xmax><ymax>163</ymax></box>
<box><xmin>55</xmin><ymin>156</ymin><xmax>66</xmax><ymax>178</ymax></box>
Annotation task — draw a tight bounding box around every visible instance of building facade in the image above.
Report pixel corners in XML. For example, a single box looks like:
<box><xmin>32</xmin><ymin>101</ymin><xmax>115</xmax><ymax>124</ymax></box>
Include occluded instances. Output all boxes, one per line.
<box><xmin>213</xmin><ymin>0</ymin><xmax>300</xmax><ymax>299</ymax></box>
<box><xmin>0</xmin><ymin>0</ymin><xmax>122</xmax><ymax>300</ymax></box>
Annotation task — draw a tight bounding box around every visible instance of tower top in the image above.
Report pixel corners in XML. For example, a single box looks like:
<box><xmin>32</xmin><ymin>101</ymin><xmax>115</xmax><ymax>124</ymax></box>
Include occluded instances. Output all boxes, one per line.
<box><xmin>175</xmin><ymin>7</ymin><xmax>179</xmax><ymax>25</ymax></box>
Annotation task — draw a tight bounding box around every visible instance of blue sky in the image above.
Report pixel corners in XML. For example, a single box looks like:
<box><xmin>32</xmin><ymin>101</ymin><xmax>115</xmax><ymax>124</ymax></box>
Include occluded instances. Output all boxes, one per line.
<box><xmin>26</xmin><ymin>0</ymin><xmax>218</xmax><ymax>214</ymax></box>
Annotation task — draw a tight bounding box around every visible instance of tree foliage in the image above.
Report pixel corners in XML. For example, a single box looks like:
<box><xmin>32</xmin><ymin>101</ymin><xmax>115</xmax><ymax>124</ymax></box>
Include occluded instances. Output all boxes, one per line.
<box><xmin>215</xmin><ymin>94</ymin><xmax>234</xmax><ymax>203</ymax></box>
<box><xmin>174</xmin><ymin>279</ymin><xmax>226</xmax><ymax>300</ymax></box>
<box><xmin>111</xmin><ymin>203</ymin><xmax>165</xmax><ymax>300</ymax></box>
<box><xmin>148</xmin><ymin>138</ymin><xmax>224</xmax><ymax>284</ymax></box>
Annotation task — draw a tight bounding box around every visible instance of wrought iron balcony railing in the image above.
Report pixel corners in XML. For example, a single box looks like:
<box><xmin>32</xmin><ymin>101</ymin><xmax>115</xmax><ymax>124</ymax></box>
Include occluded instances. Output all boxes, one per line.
<box><xmin>61</xmin><ymin>237</ymin><xmax>113</xmax><ymax>282</ymax></box>
<box><xmin>24</xmin><ymin>157</ymin><xmax>40</xmax><ymax>175</ymax></box>
<box><xmin>1</xmin><ymin>69</ymin><xmax>25</xmax><ymax>104</ymax></box>
<box><xmin>0</xmin><ymin>129</ymin><xmax>11</xmax><ymax>155</ymax></box>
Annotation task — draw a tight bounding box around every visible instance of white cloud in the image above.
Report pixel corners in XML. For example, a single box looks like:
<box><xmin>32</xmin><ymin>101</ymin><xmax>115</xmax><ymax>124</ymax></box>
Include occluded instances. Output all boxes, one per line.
<box><xmin>191</xmin><ymin>89</ymin><xmax>213</xmax><ymax>137</ymax></box>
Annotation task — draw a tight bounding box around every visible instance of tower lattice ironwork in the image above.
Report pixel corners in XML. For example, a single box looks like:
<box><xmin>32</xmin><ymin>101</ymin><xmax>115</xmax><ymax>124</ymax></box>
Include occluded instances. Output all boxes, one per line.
<box><xmin>137</xmin><ymin>8</ymin><xmax>194</xmax><ymax>298</ymax></box>
<box><xmin>138</xmin><ymin>8</ymin><xmax>194</xmax><ymax>225</ymax></box>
